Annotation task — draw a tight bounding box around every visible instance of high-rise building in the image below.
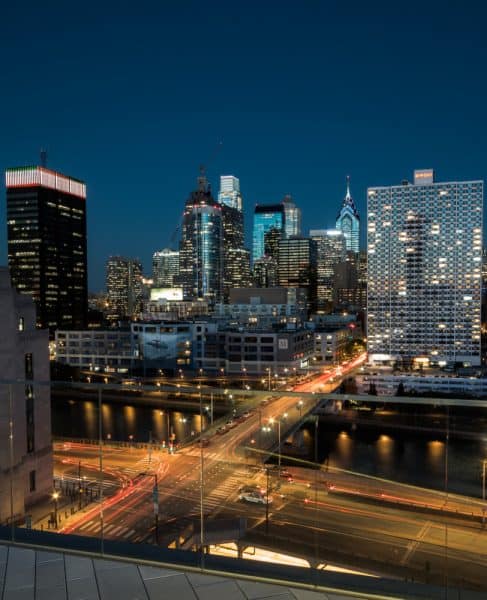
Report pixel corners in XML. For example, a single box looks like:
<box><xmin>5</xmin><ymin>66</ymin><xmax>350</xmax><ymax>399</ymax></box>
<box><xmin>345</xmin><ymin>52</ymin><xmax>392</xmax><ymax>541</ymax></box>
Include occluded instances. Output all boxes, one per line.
<box><xmin>367</xmin><ymin>169</ymin><xmax>483</xmax><ymax>366</ymax></box>
<box><xmin>333</xmin><ymin>251</ymin><xmax>367</xmax><ymax>311</ymax></box>
<box><xmin>218</xmin><ymin>175</ymin><xmax>242</xmax><ymax>211</ymax></box>
<box><xmin>310</xmin><ymin>229</ymin><xmax>347</xmax><ymax>312</ymax></box>
<box><xmin>264</xmin><ymin>227</ymin><xmax>282</xmax><ymax>261</ymax></box>
<box><xmin>178</xmin><ymin>173</ymin><xmax>223</xmax><ymax>303</ymax></box>
<box><xmin>282</xmin><ymin>195</ymin><xmax>301</xmax><ymax>238</ymax></box>
<box><xmin>253</xmin><ymin>255</ymin><xmax>278</xmax><ymax>288</ymax></box>
<box><xmin>6</xmin><ymin>165</ymin><xmax>88</xmax><ymax>331</ymax></box>
<box><xmin>106</xmin><ymin>256</ymin><xmax>143</xmax><ymax>321</ymax></box>
<box><xmin>0</xmin><ymin>267</ymin><xmax>52</xmax><ymax>522</ymax></box>
<box><xmin>152</xmin><ymin>249</ymin><xmax>179</xmax><ymax>287</ymax></box>
<box><xmin>252</xmin><ymin>203</ymin><xmax>285</xmax><ymax>263</ymax></box>
<box><xmin>336</xmin><ymin>176</ymin><xmax>360</xmax><ymax>253</ymax></box>
<box><xmin>278</xmin><ymin>237</ymin><xmax>317</xmax><ymax>312</ymax></box>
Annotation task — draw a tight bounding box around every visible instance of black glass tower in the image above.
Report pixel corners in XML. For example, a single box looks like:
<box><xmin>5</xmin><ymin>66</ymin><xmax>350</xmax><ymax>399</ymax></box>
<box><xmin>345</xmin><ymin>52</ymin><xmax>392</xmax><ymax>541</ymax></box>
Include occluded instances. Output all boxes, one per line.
<box><xmin>6</xmin><ymin>166</ymin><xmax>88</xmax><ymax>331</ymax></box>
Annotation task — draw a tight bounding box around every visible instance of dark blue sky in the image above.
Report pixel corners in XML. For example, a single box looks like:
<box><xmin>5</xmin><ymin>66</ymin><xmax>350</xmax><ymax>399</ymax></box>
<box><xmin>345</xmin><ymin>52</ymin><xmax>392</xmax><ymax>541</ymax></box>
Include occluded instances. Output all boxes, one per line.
<box><xmin>1</xmin><ymin>0</ymin><xmax>486</xmax><ymax>291</ymax></box>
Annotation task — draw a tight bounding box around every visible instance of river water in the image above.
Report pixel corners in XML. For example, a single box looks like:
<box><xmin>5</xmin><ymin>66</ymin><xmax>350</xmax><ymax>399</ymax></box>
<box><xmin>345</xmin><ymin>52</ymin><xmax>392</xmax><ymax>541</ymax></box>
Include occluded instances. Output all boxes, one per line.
<box><xmin>51</xmin><ymin>397</ymin><xmax>487</xmax><ymax>499</ymax></box>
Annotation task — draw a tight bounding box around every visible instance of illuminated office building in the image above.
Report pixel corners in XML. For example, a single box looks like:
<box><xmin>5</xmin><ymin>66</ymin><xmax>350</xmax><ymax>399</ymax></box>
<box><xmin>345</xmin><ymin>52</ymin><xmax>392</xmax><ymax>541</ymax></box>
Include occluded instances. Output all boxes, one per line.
<box><xmin>252</xmin><ymin>203</ymin><xmax>285</xmax><ymax>264</ymax></box>
<box><xmin>367</xmin><ymin>169</ymin><xmax>483</xmax><ymax>366</ymax></box>
<box><xmin>6</xmin><ymin>165</ymin><xmax>88</xmax><ymax>331</ymax></box>
<box><xmin>106</xmin><ymin>256</ymin><xmax>143</xmax><ymax>321</ymax></box>
<box><xmin>282</xmin><ymin>194</ymin><xmax>301</xmax><ymax>238</ymax></box>
<box><xmin>219</xmin><ymin>177</ymin><xmax>249</xmax><ymax>299</ymax></box>
<box><xmin>278</xmin><ymin>237</ymin><xmax>317</xmax><ymax>312</ymax></box>
<box><xmin>310</xmin><ymin>229</ymin><xmax>346</xmax><ymax>312</ymax></box>
<box><xmin>152</xmin><ymin>248</ymin><xmax>179</xmax><ymax>288</ymax></box>
<box><xmin>336</xmin><ymin>176</ymin><xmax>360</xmax><ymax>253</ymax></box>
<box><xmin>179</xmin><ymin>173</ymin><xmax>223</xmax><ymax>303</ymax></box>
<box><xmin>218</xmin><ymin>175</ymin><xmax>242</xmax><ymax>211</ymax></box>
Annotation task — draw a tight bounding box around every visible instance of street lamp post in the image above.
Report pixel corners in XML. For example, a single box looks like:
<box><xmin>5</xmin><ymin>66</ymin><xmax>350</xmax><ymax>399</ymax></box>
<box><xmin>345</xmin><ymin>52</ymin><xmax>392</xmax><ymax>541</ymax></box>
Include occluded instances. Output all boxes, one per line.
<box><xmin>78</xmin><ymin>461</ymin><xmax>82</xmax><ymax>510</ymax></box>
<box><xmin>265</xmin><ymin>466</ymin><xmax>270</xmax><ymax>535</ymax></box>
<box><xmin>266</xmin><ymin>367</ymin><xmax>271</xmax><ymax>391</ymax></box>
<box><xmin>153</xmin><ymin>474</ymin><xmax>159</xmax><ymax>544</ymax></box>
<box><xmin>52</xmin><ymin>491</ymin><xmax>59</xmax><ymax>529</ymax></box>
<box><xmin>297</xmin><ymin>400</ymin><xmax>304</xmax><ymax>417</ymax></box>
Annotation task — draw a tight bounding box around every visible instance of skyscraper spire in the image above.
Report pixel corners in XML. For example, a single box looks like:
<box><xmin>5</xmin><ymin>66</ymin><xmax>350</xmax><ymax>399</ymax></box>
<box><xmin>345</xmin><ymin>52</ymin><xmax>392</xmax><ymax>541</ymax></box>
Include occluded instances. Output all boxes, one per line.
<box><xmin>336</xmin><ymin>174</ymin><xmax>360</xmax><ymax>253</ymax></box>
<box><xmin>345</xmin><ymin>175</ymin><xmax>351</xmax><ymax>202</ymax></box>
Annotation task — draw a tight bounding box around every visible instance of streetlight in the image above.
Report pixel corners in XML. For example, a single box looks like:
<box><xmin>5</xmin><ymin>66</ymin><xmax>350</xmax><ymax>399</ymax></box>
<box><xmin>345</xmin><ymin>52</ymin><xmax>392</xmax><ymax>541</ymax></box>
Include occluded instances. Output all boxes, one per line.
<box><xmin>269</xmin><ymin>413</ymin><xmax>288</xmax><ymax>474</ymax></box>
<box><xmin>265</xmin><ymin>367</ymin><xmax>271</xmax><ymax>391</ymax></box>
<box><xmin>52</xmin><ymin>491</ymin><xmax>59</xmax><ymax>528</ymax></box>
<box><xmin>297</xmin><ymin>400</ymin><xmax>304</xmax><ymax>417</ymax></box>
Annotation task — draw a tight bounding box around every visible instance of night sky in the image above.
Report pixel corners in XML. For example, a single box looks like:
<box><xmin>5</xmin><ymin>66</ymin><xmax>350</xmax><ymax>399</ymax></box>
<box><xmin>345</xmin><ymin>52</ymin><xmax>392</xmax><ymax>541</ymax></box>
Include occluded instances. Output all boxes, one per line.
<box><xmin>1</xmin><ymin>0</ymin><xmax>486</xmax><ymax>291</ymax></box>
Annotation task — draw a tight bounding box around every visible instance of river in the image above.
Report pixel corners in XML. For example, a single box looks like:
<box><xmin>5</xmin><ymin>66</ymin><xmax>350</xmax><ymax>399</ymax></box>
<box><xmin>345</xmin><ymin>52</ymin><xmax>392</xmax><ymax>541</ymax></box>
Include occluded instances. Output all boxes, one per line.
<box><xmin>51</xmin><ymin>397</ymin><xmax>487</xmax><ymax>499</ymax></box>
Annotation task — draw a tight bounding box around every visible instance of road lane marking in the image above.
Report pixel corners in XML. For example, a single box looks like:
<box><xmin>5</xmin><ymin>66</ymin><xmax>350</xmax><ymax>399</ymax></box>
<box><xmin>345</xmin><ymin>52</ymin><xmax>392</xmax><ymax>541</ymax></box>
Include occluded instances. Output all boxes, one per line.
<box><xmin>400</xmin><ymin>521</ymin><xmax>431</xmax><ymax>565</ymax></box>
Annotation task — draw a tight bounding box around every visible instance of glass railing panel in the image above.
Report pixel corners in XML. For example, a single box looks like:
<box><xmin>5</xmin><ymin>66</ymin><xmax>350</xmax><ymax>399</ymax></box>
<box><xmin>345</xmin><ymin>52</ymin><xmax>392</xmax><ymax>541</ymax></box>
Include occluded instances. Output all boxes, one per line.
<box><xmin>1</xmin><ymin>378</ymin><xmax>487</xmax><ymax>597</ymax></box>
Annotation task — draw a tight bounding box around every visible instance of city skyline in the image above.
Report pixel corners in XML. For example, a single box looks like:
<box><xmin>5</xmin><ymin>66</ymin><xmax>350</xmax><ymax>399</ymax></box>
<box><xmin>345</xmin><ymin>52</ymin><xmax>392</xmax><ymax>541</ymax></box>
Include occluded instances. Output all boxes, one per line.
<box><xmin>1</xmin><ymin>2</ymin><xmax>486</xmax><ymax>290</ymax></box>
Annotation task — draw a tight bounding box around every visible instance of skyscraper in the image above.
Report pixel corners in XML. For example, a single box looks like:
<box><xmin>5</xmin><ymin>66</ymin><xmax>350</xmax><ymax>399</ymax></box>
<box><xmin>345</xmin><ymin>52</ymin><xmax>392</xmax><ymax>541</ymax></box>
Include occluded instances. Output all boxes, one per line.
<box><xmin>252</xmin><ymin>203</ymin><xmax>285</xmax><ymax>263</ymax></box>
<box><xmin>218</xmin><ymin>175</ymin><xmax>242</xmax><ymax>210</ymax></box>
<box><xmin>367</xmin><ymin>169</ymin><xmax>483</xmax><ymax>366</ymax></box>
<box><xmin>219</xmin><ymin>175</ymin><xmax>250</xmax><ymax>299</ymax></box>
<box><xmin>106</xmin><ymin>256</ymin><xmax>143</xmax><ymax>321</ymax></box>
<box><xmin>336</xmin><ymin>176</ymin><xmax>360</xmax><ymax>253</ymax></box>
<box><xmin>152</xmin><ymin>249</ymin><xmax>179</xmax><ymax>287</ymax></box>
<box><xmin>282</xmin><ymin>194</ymin><xmax>301</xmax><ymax>238</ymax></box>
<box><xmin>278</xmin><ymin>237</ymin><xmax>317</xmax><ymax>312</ymax></box>
<box><xmin>178</xmin><ymin>173</ymin><xmax>223</xmax><ymax>303</ymax></box>
<box><xmin>6</xmin><ymin>165</ymin><xmax>88</xmax><ymax>331</ymax></box>
<box><xmin>309</xmin><ymin>229</ymin><xmax>347</xmax><ymax>312</ymax></box>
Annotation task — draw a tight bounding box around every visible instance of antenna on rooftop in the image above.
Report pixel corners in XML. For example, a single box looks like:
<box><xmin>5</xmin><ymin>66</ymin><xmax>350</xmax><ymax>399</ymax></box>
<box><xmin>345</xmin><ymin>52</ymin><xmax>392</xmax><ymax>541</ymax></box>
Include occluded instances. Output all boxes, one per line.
<box><xmin>40</xmin><ymin>149</ymin><xmax>48</xmax><ymax>168</ymax></box>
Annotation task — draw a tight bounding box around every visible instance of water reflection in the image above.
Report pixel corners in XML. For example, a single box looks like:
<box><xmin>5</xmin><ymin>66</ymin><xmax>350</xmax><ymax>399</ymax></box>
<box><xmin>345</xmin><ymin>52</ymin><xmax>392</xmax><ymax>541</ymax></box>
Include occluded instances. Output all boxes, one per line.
<box><xmin>311</xmin><ymin>423</ymin><xmax>487</xmax><ymax>498</ymax></box>
<box><xmin>52</xmin><ymin>397</ymin><xmax>207</xmax><ymax>445</ymax></box>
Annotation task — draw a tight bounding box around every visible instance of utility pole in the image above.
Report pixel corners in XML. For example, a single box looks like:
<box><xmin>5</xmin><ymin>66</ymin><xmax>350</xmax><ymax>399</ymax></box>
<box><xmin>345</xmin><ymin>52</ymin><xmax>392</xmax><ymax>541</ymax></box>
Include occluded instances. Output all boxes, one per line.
<box><xmin>265</xmin><ymin>466</ymin><xmax>270</xmax><ymax>535</ymax></box>
<box><xmin>153</xmin><ymin>474</ymin><xmax>159</xmax><ymax>544</ymax></box>
<box><xmin>78</xmin><ymin>461</ymin><xmax>82</xmax><ymax>509</ymax></box>
<box><xmin>148</xmin><ymin>430</ymin><xmax>152</xmax><ymax>465</ymax></box>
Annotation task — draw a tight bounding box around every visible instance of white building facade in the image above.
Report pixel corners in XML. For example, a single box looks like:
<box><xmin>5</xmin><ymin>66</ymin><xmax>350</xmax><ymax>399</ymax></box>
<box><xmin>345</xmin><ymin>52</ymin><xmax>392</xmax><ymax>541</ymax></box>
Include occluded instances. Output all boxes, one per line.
<box><xmin>367</xmin><ymin>169</ymin><xmax>483</xmax><ymax>366</ymax></box>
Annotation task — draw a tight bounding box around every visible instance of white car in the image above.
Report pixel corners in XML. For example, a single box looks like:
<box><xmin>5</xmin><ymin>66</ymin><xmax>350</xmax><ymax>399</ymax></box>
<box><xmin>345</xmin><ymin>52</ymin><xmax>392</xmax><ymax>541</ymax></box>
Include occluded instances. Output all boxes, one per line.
<box><xmin>238</xmin><ymin>491</ymin><xmax>273</xmax><ymax>505</ymax></box>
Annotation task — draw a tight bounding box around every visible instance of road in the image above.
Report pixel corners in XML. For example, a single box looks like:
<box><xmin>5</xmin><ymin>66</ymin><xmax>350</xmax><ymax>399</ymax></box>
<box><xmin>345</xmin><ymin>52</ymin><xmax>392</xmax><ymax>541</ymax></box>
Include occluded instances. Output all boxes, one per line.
<box><xmin>50</xmin><ymin>352</ymin><xmax>487</xmax><ymax>590</ymax></box>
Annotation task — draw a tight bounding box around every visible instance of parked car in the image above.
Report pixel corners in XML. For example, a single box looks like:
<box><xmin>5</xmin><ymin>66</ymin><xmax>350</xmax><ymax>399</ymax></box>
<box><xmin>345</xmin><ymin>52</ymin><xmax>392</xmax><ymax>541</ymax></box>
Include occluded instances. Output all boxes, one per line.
<box><xmin>238</xmin><ymin>491</ymin><xmax>273</xmax><ymax>505</ymax></box>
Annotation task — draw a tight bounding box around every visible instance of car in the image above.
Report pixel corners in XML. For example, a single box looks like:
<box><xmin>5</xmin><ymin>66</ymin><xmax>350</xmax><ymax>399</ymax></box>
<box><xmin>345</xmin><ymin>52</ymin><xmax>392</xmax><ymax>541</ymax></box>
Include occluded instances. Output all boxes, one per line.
<box><xmin>238</xmin><ymin>484</ymin><xmax>264</xmax><ymax>495</ymax></box>
<box><xmin>200</xmin><ymin>438</ymin><xmax>210</xmax><ymax>447</ymax></box>
<box><xmin>216</xmin><ymin>426</ymin><xmax>227</xmax><ymax>435</ymax></box>
<box><xmin>238</xmin><ymin>491</ymin><xmax>273</xmax><ymax>505</ymax></box>
<box><xmin>279</xmin><ymin>470</ymin><xmax>294</xmax><ymax>482</ymax></box>
<box><xmin>226</xmin><ymin>420</ymin><xmax>235</xmax><ymax>428</ymax></box>
<box><xmin>242</xmin><ymin>411</ymin><xmax>251</xmax><ymax>418</ymax></box>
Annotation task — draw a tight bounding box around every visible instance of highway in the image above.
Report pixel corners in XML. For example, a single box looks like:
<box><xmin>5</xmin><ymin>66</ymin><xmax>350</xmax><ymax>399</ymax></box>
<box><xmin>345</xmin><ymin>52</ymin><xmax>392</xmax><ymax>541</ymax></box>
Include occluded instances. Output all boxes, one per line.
<box><xmin>51</xmin><ymin>353</ymin><xmax>487</xmax><ymax>590</ymax></box>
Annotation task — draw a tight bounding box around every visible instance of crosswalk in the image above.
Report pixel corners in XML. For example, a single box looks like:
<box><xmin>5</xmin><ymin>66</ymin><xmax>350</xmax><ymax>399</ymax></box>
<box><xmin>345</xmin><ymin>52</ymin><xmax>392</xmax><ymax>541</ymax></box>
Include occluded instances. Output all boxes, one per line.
<box><xmin>119</xmin><ymin>456</ymin><xmax>158</xmax><ymax>478</ymax></box>
<box><xmin>187</xmin><ymin>469</ymin><xmax>249</xmax><ymax>516</ymax></box>
<box><xmin>75</xmin><ymin>519</ymin><xmax>136</xmax><ymax>540</ymax></box>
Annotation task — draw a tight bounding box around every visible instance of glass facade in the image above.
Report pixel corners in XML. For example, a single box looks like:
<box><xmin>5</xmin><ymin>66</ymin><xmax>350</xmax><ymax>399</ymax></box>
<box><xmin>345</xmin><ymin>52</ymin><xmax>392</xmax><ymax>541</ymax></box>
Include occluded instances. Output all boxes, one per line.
<box><xmin>310</xmin><ymin>229</ymin><xmax>347</xmax><ymax>310</ymax></box>
<box><xmin>218</xmin><ymin>175</ymin><xmax>242</xmax><ymax>211</ymax></box>
<box><xmin>252</xmin><ymin>204</ymin><xmax>284</xmax><ymax>264</ymax></box>
<box><xmin>179</xmin><ymin>177</ymin><xmax>223</xmax><ymax>303</ymax></box>
<box><xmin>336</xmin><ymin>176</ymin><xmax>360</xmax><ymax>253</ymax></box>
<box><xmin>152</xmin><ymin>249</ymin><xmax>179</xmax><ymax>288</ymax></box>
<box><xmin>282</xmin><ymin>194</ymin><xmax>301</xmax><ymax>238</ymax></box>
<box><xmin>367</xmin><ymin>171</ymin><xmax>483</xmax><ymax>366</ymax></box>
